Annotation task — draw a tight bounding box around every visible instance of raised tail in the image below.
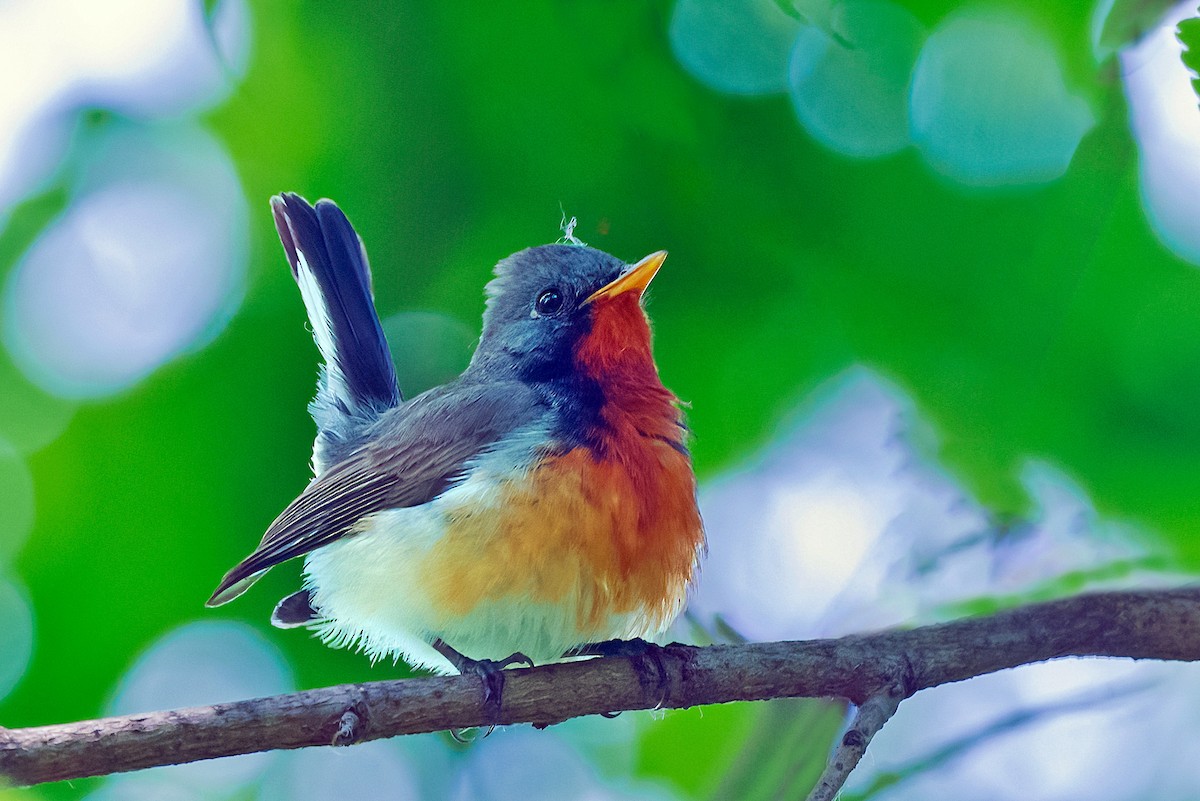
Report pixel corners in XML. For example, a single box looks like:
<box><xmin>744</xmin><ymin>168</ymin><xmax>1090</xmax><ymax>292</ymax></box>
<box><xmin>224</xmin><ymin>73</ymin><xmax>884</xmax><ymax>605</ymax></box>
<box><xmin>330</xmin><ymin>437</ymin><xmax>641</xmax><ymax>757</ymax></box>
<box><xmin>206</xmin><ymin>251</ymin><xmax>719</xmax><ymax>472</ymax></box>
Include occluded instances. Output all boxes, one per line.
<box><xmin>270</xmin><ymin>193</ymin><xmax>401</xmax><ymax>431</ymax></box>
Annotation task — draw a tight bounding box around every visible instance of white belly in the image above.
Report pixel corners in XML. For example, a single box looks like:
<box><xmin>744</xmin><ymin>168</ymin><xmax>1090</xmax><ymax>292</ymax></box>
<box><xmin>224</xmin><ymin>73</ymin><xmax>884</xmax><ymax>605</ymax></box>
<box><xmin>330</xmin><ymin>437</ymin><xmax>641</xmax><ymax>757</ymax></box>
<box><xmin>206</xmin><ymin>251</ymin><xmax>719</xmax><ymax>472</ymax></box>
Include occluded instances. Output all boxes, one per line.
<box><xmin>302</xmin><ymin>501</ymin><xmax>656</xmax><ymax>672</ymax></box>
<box><xmin>301</xmin><ymin>432</ymin><xmax>664</xmax><ymax>673</ymax></box>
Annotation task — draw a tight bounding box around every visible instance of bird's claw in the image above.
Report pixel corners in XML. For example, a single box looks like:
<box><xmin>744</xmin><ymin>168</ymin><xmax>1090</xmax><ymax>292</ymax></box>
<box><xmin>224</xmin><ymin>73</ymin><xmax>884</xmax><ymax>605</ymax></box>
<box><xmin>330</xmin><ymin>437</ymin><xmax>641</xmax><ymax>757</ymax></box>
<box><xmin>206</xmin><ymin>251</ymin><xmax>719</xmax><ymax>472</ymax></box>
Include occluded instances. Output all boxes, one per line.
<box><xmin>432</xmin><ymin>639</ymin><xmax>535</xmax><ymax>732</ymax></box>
<box><xmin>469</xmin><ymin>651</ymin><xmax>533</xmax><ymax>711</ymax></box>
<box><xmin>497</xmin><ymin>651</ymin><xmax>535</xmax><ymax>670</ymax></box>
<box><xmin>329</xmin><ymin>702</ymin><xmax>369</xmax><ymax>746</ymax></box>
<box><xmin>449</xmin><ymin>723</ymin><xmax>496</xmax><ymax>744</ymax></box>
<box><xmin>567</xmin><ymin>637</ymin><xmax>672</xmax><ymax>709</ymax></box>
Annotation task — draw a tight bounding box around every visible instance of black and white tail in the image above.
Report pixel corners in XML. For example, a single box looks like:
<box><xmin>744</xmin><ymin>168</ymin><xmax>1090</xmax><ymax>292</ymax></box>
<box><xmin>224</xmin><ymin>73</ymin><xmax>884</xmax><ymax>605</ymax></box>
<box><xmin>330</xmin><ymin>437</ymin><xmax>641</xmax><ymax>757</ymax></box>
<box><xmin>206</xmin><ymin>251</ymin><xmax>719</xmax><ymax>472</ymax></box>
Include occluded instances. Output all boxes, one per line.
<box><xmin>271</xmin><ymin>194</ymin><xmax>401</xmax><ymax>468</ymax></box>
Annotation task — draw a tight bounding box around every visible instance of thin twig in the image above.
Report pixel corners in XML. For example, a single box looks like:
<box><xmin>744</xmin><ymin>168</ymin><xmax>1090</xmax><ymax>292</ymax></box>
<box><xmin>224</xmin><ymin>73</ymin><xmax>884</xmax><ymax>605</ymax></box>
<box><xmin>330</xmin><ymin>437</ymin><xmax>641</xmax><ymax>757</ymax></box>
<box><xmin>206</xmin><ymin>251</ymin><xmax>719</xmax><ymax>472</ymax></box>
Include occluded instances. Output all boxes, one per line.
<box><xmin>806</xmin><ymin>683</ymin><xmax>904</xmax><ymax>801</ymax></box>
<box><xmin>2</xmin><ymin>587</ymin><xmax>1200</xmax><ymax>786</ymax></box>
<box><xmin>840</xmin><ymin>678</ymin><xmax>1156</xmax><ymax>801</ymax></box>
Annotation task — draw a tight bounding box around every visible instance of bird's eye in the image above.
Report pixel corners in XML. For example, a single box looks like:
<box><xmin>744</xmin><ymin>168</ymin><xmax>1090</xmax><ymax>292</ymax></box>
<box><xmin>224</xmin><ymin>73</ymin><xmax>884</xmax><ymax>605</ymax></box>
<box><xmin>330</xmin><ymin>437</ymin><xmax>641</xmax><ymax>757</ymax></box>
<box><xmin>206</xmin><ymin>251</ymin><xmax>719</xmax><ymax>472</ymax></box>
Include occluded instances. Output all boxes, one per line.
<box><xmin>534</xmin><ymin>288</ymin><xmax>564</xmax><ymax>317</ymax></box>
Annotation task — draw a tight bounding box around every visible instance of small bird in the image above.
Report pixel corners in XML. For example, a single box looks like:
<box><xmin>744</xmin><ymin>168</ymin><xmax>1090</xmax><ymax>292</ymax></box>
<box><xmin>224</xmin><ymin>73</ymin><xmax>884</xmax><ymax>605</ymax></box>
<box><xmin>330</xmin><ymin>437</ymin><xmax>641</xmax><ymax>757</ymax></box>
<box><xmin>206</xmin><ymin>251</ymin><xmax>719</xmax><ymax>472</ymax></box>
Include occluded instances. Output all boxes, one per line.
<box><xmin>208</xmin><ymin>194</ymin><xmax>704</xmax><ymax>689</ymax></box>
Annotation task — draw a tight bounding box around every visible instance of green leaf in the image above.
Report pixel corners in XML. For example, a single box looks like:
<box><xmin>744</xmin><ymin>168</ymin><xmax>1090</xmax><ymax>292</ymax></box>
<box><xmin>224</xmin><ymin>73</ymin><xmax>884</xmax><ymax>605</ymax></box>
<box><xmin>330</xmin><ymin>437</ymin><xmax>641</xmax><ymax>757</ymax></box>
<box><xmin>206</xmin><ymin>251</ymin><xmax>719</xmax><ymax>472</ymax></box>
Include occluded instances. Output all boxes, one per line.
<box><xmin>1095</xmin><ymin>0</ymin><xmax>1179</xmax><ymax>58</ymax></box>
<box><xmin>1178</xmin><ymin>14</ymin><xmax>1200</xmax><ymax>105</ymax></box>
<box><xmin>773</xmin><ymin>0</ymin><xmax>803</xmax><ymax>21</ymax></box>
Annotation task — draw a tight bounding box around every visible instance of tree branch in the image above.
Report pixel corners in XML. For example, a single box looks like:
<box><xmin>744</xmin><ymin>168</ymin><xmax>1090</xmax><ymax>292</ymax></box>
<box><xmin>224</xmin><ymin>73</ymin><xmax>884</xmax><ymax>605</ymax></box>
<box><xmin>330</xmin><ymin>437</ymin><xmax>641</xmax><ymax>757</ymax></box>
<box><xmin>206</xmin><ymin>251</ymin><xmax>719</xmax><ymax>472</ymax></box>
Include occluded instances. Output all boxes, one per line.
<box><xmin>3</xmin><ymin>587</ymin><xmax>1200</xmax><ymax>787</ymax></box>
<box><xmin>806</xmin><ymin>682</ymin><xmax>903</xmax><ymax>801</ymax></box>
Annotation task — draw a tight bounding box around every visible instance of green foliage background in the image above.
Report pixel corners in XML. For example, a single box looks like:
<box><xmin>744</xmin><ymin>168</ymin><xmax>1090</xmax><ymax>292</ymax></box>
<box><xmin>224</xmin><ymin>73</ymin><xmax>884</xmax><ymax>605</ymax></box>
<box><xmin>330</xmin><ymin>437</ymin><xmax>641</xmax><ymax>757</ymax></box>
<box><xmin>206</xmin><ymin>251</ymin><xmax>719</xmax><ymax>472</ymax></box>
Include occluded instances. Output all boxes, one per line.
<box><xmin>2</xmin><ymin>0</ymin><xmax>1199</xmax><ymax>798</ymax></box>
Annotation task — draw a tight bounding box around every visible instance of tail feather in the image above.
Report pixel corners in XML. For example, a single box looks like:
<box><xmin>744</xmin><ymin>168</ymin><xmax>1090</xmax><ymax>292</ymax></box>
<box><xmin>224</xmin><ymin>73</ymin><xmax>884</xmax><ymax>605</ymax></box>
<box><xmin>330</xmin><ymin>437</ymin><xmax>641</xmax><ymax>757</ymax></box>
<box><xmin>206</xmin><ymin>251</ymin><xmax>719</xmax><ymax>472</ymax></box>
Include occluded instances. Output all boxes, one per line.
<box><xmin>271</xmin><ymin>588</ymin><xmax>319</xmax><ymax>628</ymax></box>
<box><xmin>271</xmin><ymin>193</ymin><xmax>401</xmax><ymax>424</ymax></box>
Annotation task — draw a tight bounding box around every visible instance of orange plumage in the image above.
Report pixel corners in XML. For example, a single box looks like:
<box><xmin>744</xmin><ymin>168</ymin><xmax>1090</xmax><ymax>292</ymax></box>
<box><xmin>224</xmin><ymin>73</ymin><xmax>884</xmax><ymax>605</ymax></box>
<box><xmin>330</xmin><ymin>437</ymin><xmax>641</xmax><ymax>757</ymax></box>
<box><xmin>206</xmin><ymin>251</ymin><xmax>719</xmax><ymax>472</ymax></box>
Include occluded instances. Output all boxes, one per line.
<box><xmin>425</xmin><ymin>291</ymin><xmax>703</xmax><ymax>640</ymax></box>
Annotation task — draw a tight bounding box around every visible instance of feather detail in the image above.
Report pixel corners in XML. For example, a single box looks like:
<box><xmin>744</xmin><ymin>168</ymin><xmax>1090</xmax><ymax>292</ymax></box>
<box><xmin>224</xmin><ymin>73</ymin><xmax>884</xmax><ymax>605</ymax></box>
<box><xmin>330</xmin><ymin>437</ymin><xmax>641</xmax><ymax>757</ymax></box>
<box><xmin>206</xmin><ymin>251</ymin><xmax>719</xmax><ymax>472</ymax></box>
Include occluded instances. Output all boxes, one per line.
<box><xmin>205</xmin><ymin>379</ymin><xmax>544</xmax><ymax>607</ymax></box>
<box><xmin>271</xmin><ymin>589</ymin><xmax>319</xmax><ymax>628</ymax></box>
<box><xmin>270</xmin><ymin>194</ymin><xmax>401</xmax><ymax>449</ymax></box>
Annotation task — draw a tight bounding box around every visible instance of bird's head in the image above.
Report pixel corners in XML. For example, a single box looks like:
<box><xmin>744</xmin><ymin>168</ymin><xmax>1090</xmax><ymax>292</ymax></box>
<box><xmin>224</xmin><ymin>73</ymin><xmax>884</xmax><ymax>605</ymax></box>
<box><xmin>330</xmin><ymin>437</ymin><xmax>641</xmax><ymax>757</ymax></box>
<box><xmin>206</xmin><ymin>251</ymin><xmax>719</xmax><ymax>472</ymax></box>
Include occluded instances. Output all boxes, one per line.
<box><xmin>471</xmin><ymin>244</ymin><xmax>667</xmax><ymax>385</ymax></box>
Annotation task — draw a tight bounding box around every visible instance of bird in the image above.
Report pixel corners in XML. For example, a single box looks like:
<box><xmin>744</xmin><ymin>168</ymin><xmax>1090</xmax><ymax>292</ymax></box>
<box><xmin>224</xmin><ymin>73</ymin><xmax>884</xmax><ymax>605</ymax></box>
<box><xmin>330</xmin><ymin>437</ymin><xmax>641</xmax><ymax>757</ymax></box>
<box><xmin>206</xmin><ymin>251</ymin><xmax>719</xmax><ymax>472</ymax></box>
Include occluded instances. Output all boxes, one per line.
<box><xmin>207</xmin><ymin>193</ymin><xmax>704</xmax><ymax>694</ymax></box>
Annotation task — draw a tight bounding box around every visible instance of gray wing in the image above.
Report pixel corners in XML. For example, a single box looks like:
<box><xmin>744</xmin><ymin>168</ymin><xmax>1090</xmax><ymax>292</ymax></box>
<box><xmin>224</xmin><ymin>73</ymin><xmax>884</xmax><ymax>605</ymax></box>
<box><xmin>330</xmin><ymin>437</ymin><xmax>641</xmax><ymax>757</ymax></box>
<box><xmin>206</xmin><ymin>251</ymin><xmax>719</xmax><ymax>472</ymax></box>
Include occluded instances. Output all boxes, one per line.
<box><xmin>207</xmin><ymin>380</ymin><xmax>543</xmax><ymax>606</ymax></box>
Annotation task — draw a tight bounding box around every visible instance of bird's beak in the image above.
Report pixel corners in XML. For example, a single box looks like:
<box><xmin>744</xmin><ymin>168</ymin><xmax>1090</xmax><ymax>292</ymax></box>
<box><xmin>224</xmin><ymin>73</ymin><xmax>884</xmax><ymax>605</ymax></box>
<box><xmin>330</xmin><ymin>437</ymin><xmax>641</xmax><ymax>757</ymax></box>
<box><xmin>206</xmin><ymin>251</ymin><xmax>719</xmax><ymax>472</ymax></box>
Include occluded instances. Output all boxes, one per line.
<box><xmin>585</xmin><ymin>250</ymin><xmax>667</xmax><ymax>305</ymax></box>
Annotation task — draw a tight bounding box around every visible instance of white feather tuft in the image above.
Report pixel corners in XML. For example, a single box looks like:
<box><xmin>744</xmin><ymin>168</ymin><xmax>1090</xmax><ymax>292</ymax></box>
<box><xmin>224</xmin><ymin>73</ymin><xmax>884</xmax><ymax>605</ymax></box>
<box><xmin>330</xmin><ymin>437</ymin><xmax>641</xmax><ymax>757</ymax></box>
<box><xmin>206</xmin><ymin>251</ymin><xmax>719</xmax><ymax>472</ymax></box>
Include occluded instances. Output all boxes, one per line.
<box><xmin>293</xmin><ymin>250</ymin><xmax>352</xmax><ymax>412</ymax></box>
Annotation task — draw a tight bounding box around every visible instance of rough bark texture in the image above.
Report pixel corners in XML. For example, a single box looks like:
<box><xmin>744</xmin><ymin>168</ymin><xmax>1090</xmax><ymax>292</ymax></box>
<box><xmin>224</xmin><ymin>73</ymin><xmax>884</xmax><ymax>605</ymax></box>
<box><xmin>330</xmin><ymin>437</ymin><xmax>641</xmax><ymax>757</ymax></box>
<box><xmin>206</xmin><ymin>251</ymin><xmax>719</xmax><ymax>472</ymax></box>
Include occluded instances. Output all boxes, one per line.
<box><xmin>3</xmin><ymin>587</ymin><xmax>1199</xmax><ymax>786</ymax></box>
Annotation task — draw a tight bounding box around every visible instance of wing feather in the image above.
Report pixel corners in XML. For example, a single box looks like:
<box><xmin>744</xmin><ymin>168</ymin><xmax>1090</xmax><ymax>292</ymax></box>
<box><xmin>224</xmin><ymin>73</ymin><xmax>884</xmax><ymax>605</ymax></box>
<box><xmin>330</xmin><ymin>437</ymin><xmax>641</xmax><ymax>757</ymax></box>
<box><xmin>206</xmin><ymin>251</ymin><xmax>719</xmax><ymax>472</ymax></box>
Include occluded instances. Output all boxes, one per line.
<box><xmin>208</xmin><ymin>380</ymin><xmax>542</xmax><ymax>606</ymax></box>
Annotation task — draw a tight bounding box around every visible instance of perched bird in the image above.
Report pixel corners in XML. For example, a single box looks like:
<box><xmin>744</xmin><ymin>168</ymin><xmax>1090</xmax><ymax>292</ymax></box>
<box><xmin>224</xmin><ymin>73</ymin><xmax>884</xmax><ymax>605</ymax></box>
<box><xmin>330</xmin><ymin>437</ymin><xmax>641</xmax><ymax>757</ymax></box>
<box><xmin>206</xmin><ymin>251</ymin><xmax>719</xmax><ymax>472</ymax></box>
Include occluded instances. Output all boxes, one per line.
<box><xmin>208</xmin><ymin>194</ymin><xmax>704</xmax><ymax>688</ymax></box>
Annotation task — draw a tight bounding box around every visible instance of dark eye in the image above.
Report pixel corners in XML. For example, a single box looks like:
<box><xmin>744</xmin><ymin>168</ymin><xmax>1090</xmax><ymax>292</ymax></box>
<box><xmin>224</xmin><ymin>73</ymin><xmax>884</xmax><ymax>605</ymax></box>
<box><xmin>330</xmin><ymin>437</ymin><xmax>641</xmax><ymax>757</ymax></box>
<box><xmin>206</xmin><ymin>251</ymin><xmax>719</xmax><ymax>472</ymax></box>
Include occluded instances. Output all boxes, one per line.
<box><xmin>534</xmin><ymin>288</ymin><xmax>564</xmax><ymax>317</ymax></box>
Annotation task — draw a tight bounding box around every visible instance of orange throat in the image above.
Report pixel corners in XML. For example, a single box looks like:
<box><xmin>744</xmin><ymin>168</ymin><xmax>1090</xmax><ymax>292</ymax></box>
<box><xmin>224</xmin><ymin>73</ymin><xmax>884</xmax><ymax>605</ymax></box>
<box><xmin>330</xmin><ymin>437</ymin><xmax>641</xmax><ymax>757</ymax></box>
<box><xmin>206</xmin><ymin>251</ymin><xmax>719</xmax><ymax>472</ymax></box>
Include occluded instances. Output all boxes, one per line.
<box><xmin>574</xmin><ymin>292</ymin><xmax>685</xmax><ymax>453</ymax></box>
<box><xmin>554</xmin><ymin>292</ymin><xmax>704</xmax><ymax>622</ymax></box>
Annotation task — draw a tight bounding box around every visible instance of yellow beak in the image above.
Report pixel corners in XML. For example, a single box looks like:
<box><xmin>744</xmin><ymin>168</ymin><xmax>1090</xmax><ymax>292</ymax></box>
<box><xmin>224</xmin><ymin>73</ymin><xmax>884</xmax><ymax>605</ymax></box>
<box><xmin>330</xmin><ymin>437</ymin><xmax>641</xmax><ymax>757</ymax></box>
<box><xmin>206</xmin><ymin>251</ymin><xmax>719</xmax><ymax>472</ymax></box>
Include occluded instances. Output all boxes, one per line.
<box><xmin>585</xmin><ymin>250</ymin><xmax>667</xmax><ymax>305</ymax></box>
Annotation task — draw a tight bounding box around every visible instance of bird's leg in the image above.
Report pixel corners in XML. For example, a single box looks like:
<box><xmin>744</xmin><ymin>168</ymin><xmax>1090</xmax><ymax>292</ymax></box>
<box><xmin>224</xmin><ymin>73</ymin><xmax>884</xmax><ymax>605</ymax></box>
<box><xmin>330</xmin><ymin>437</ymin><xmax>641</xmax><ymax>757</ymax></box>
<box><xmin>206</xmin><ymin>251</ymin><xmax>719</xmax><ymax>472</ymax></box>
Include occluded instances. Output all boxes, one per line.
<box><xmin>432</xmin><ymin>638</ymin><xmax>534</xmax><ymax>726</ymax></box>
<box><xmin>565</xmin><ymin>637</ymin><xmax>672</xmax><ymax>709</ymax></box>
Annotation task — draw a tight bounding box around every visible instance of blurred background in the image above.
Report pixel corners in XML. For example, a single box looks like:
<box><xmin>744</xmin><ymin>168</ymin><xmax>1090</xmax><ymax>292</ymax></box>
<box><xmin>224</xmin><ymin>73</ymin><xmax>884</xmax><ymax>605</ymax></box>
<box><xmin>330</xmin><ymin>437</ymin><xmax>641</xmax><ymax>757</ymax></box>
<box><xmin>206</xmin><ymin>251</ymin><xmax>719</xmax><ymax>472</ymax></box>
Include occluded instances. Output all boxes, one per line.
<box><xmin>2</xmin><ymin>0</ymin><xmax>1200</xmax><ymax>798</ymax></box>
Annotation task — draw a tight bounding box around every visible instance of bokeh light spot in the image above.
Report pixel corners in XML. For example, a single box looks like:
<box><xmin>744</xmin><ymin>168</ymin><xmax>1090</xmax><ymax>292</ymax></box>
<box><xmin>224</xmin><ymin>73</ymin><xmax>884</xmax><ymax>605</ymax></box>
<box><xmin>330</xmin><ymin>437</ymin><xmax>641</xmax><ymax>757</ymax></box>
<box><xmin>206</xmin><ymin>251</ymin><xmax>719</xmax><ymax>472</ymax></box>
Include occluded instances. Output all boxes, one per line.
<box><xmin>209</xmin><ymin>0</ymin><xmax>254</xmax><ymax>81</ymax></box>
<box><xmin>848</xmin><ymin>659</ymin><xmax>1192</xmax><ymax>801</ymax></box>
<box><xmin>0</xmin><ymin>0</ymin><xmax>251</xmax><ymax>222</ymax></box>
<box><xmin>0</xmin><ymin>440</ymin><xmax>34</xmax><ymax>567</ymax></box>
<box><xmin>454</xmin><ymin>728</ymin><xmax>679</xmax><ymax>801</ymax></box>
<box><xmin>0</xmin><ymin>355</ymin><xmax>76</xmax><ymax>453</ymax></box>
<box><xmin>0</xmin><ymin>577</ymin><xmax>34</xmax><ymax>700</ymax></box>
<box><xmin>100</xmin><ymin>620</ymin><xmax>293</xmax><ymax>796</ymax></box>
<box><xmin>383</xmin><ymin>310</ymin><xmax>477</xmax><ymax>397</ymax></box>
<box><xmin>1122</xmin><ymin>2</ymin><xmax>1200</xmax><ymax>265</ymax></box>
<box><xmin>109</xmin><ymin>620</ymin><xmax>293</xmax><ymax>717</ymax></box>
<box><xmin>689</xmin><ymin>369</ymin><xmax>1163</xmax><ymax>644</ymax></box>
<box><xmin>788</xmin><ymin>0</ymin><xmax>925</xmax><ymax>158</ymax></box>
<box><xmin>910</xmin><ymin>9</ymin><xmax>1094</xmax><ymax>186</ymax></box>
<box><xmin>52</xmin><ymin>0</ymin><xmax>250</xmax><ymax>117</ymax></box>
<box><xmin>689</xmin><ymin>370</ymin><xmax>978</xmax><ymax>640</ymax></box>
<box><xmin>260</xmin><ymin>741</ymin><xmax>419</xmax><ymax>801</ymax></box>
<box><xmin>764</xmin><ymin>481</ymin><xmax>890</xmax><ymax>623</ymax></box>
<box><xmin>3</xmin><ymin>125</ymin><xmax>247</xmax><ymax>398</ymax></box>
<box><xmin>669</xmin><ymin>0</ymin><xmax>801</xmax><ymax>96</ymax></box>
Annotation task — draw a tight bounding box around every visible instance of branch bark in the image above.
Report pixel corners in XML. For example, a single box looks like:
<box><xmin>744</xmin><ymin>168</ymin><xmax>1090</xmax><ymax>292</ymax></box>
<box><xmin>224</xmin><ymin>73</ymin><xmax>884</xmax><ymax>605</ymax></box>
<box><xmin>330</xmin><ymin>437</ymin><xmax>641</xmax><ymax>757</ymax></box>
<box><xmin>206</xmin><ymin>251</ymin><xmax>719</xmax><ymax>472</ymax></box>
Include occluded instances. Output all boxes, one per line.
<box><xmin>806</xmin><ymin>682</ymin><xmax>903</xmax><ymax>801</ymax></box>
<box><xmin>3</xmin><ymin>587</ymin><xmax>1200</xmax><ymax>787</ymax></box>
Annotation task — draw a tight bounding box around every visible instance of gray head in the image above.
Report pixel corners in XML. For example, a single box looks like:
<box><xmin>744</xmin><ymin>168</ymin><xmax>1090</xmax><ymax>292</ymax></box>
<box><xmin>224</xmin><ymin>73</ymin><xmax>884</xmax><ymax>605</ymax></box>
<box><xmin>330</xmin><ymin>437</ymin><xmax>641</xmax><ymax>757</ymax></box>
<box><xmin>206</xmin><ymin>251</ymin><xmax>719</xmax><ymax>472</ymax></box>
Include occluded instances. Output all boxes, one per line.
<box><xmin>469</xmin><ymin>244</ymin><xmax>666</xmax><ymax>383</ymax></box>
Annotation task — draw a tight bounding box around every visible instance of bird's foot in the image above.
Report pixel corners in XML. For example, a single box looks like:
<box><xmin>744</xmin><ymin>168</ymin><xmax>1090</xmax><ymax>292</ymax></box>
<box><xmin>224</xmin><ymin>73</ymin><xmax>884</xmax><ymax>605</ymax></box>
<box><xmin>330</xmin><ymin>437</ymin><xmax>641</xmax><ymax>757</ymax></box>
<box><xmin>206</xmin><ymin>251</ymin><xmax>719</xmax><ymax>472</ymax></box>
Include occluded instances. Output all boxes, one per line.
<box><xmin>566</xmin><ymin>637</ymin><xmax>672</xmax><ymax>710</ymax></box>
<box><xmin>433</xmin><ymin>638</ymin><xmax>534</xmax><ymax>734</ymax></box>
<box><xmin>329</xmin><ymin>702</ymin><xmax>369</xmax><ymax>746</ymax></box>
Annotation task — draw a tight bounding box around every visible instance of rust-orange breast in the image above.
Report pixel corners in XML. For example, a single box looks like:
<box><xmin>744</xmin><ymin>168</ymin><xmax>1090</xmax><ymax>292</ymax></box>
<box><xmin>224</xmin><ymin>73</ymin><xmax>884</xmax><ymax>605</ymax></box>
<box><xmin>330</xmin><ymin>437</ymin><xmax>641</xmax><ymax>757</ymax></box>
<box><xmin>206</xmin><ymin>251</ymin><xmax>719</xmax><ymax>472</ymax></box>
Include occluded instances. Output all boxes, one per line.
<box><xmin>422</xmin><ymin>289</ymin><xmax>703</xmax><ymax>641</ymax></box>
<box><xmin>423</xmin><ymin>435</ymin><xmax>702</xmax><ymax>636</ymax></box>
